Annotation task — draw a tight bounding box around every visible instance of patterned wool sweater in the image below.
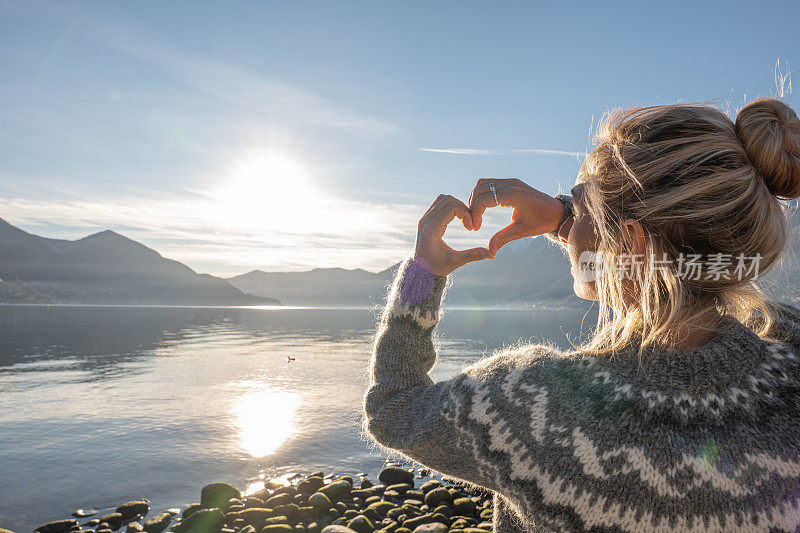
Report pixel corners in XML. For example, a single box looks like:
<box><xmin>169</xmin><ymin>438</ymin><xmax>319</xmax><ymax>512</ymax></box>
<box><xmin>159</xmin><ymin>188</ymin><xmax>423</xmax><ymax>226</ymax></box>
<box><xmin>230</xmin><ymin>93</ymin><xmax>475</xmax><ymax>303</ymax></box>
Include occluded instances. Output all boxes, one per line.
<box><xmin>363</xmin><ymin>256</ymin><xmax>800</xmax><ymax>533</ymax></box>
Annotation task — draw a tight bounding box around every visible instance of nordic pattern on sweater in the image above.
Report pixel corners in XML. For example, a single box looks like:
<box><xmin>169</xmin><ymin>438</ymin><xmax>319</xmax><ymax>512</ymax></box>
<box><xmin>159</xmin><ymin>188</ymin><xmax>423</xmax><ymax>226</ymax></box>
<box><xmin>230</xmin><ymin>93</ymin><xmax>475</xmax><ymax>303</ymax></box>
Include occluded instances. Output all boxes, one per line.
<box><xmin>363</xmin><ymin>256</ymin><xmax>800</xmax><ymax>532</ymax></box>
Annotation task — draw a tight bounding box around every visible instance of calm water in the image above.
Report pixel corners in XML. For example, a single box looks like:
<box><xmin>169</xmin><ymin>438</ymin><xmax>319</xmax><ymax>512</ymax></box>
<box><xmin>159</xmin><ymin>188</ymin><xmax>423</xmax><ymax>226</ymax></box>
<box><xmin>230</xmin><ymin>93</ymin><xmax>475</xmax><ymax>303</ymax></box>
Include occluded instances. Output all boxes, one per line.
<box><xmin>0</xmin><ymin>304</ymin><xmax>596</xmax><ymax>530</ymax></box>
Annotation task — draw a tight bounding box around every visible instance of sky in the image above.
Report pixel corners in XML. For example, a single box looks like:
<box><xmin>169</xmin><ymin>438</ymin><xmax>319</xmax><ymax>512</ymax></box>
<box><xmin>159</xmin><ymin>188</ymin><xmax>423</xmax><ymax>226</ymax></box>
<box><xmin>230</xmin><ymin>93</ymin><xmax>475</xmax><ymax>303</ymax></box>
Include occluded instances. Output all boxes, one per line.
<box><xmin>0</xmin><ymin>1</ymin><xmax>798</xmax><ymax>276</ymax></box>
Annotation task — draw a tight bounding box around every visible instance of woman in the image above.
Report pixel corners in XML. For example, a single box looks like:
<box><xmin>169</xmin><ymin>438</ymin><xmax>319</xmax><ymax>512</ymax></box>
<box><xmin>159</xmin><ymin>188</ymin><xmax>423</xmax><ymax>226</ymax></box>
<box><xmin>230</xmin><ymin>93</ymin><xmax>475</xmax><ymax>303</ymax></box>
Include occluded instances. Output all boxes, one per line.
<box><xmin>363</xmin><ymin>97</ymin><xmax>800</xmax><ymax>532</ymax></box>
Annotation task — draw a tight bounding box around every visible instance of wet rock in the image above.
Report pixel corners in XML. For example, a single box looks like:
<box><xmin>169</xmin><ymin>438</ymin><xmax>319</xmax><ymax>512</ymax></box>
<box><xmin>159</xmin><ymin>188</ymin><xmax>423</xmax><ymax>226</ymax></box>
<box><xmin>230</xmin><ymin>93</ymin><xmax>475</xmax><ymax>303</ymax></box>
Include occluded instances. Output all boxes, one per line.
<box><xmin>266</xmin><ymin>493</ymin><xmax>294</xmax><ymax>507</ymax></box>
<box><xmin>423</xmin><ymin>488</ymin><xmax>452</xmax><ymax>508</ymax></box>
<box><xmin>182</xmin><ymin>503</ymin><xmax>202</xmax><ymax>519</ymax></box>
<box><xmin>378</xmin><ymin>467</ymin><xmax>414</xmax><ymax>486</ymax></box>
<box><xmin>35</xmin><ymin>520</ymin><xmax>79</xmax><ymax>533</ymax></box>
<box><xmin>116</xmin><ymin>500</ymin><xmax>150</xmax><ymax>520</ymax></box>
<box><xmin>419</xmin><ymin>481</ymin><xmax>441</xmax><ymax>494</ymax></box>
<box><xmin>96</xmin><ymin>514</ymin><xmax>123</xmax><ymax>531</ymax></box>
<box><xmin>318</xmin><ymin>480</ymin><xmax>352</xmax><ymax>502</ymax></box>
<box><xmin>345</xmin><ymin>515</ymin><xmax>373</xmax><ymax>533</ymax></box>
<box><xmin>173</xmin><ymin>508</ymin><xmax>224</xmax><ymax>533</ymax></box>
<box><xmin>297</xmin><ymin>476</ymin><xmax>325</xmax><ymax>495</ymax></box>
<box><xmin>238</xmin><ymin>508</ymin><xmax>271</xmax><ymax>527</ymax></box>
<box><xmin>125</xmin><ymin>523</ymin><xmax>143</xmax><ymax>533</ymax></box>
<box><xmin>411</xmin><ymin>524</ymin><xmax>447</xmax><ymax>533</ymax></box>
<box><xmin>320</xmin><ymin>526</ymin><xmax>358</xmax><ymax>533</ymax></box>
<box><xmin>243</xmin><ymin>496</ymin><xmax>265</xmax><ymax>508</ymax></box>
<box><xmin>365</xmin><ymin>501</ymin><xmax>395</xmax><ymax>519</ymax></box>
<box><xmin>261</xmin><ymin>526</ymin><xmax>293</xmax><ymax>532</ymax></box>
<box><xmin>200</xmin><ymin>483</ymin><xmax>241</xmax><ymax>509</ymax></box>
<box><xmin>309</xmin><ymin>492</ymin><xmax>332</xmax><ymax>511</ymax></box>
<box><xmin>72</xmin><ymin>509</ymin><xmax>98</xmax><ymax>518</ymax></box>
<box><xmin>452</xmin><ymin>497</ymin><xmax>477</xmax><ymax>516</ymax></box>
<box><xmin>141</xmin><ymin>512</ymin><xmax>172</xmax><ymax>533</ymax></box>
<box><xmin>402</xmin><ymin>514</ymin><xmax>436</xmax><ymax>530</ymax></box>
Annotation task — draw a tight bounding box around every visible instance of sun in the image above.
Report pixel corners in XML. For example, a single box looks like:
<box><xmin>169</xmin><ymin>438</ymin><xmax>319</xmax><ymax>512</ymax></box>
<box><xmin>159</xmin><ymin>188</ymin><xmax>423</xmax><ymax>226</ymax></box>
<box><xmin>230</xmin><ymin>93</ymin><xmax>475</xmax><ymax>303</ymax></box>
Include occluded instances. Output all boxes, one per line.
<box><xmin>216</xmin><ymin>150</ymin><xmax>326</xmax><ymax>232</ymax></box>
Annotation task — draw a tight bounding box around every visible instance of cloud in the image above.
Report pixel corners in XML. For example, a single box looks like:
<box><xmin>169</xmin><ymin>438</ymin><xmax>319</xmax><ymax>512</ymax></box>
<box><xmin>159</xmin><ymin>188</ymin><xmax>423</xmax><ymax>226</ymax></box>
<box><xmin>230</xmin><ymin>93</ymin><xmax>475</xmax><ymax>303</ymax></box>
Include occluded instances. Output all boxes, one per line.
<box><xmin>421</xmin><ymin>147</ymin><xmax>585</xmax><ymax>157</ymax></box>
<box><xmin>0</xmin><ymin>184</ymin><xmax>518</xmax><ymax>277</ymax></box>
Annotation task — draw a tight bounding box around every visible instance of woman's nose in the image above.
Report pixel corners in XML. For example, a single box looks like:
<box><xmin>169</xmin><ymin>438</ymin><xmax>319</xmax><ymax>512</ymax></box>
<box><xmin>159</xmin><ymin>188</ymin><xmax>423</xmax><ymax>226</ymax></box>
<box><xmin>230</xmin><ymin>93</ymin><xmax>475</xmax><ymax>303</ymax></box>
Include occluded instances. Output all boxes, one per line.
<box><xmin>558</xmin><ymin>217</ymin><xmax>574</xmax><ymax>244</ymax></box>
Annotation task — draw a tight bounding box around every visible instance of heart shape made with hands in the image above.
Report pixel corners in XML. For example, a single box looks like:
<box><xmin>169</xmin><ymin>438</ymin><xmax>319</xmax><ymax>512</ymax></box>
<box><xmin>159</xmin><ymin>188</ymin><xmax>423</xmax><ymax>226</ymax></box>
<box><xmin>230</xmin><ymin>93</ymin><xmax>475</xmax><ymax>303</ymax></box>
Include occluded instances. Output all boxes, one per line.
<box><xmin>415</xmin><ymin>182</ymin><xmax>565</xmax><ymax>276</ymax></box>
<box><xmin>442</xmin><ymin>205</ymin><xmax>514</xmax><ymax>256</ymax></box>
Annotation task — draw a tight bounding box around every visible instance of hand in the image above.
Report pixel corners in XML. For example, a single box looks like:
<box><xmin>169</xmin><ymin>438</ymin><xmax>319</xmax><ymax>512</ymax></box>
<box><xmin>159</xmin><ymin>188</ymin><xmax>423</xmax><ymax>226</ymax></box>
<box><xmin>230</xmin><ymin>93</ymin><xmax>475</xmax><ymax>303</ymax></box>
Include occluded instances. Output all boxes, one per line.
<box><xmin>467</xmin><ymin>178</ymin><xmax>565</xmax><ymax>256</ymax></box>
<box><xmin>414</xmin><ymin>194</ymin><xmax>492</xmax><ymax>277</ymax></box>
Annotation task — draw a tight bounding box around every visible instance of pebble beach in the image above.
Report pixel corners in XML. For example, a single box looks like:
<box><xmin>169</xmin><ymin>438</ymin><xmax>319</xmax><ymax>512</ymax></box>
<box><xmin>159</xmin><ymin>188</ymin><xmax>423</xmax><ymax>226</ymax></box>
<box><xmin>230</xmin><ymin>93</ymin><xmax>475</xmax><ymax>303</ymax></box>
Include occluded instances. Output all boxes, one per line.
<box><xmin>23</xmin><ymin>465</ymin><xmax>494</xmax><ymax>533</ymax></box>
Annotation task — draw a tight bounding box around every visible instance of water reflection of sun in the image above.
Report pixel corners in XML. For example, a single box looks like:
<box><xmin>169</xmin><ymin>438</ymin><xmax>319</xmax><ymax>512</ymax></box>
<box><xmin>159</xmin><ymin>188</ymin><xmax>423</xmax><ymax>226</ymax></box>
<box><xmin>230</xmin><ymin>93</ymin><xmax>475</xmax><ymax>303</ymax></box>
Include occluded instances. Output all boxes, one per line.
<box><xmin>233</xmin><ymin>385</ymin><xmax>300</xmax><ymax>458</ymax></box>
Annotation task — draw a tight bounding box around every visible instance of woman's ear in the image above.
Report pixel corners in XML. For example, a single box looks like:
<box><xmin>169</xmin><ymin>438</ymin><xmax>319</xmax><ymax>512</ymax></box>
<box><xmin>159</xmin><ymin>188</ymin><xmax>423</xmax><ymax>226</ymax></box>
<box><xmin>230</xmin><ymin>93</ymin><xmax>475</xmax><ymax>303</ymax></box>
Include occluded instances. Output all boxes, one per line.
<box><xmin>621</xmin><ymin>218</ymin><xmax>646</xmax><ymax>256</ymax></box>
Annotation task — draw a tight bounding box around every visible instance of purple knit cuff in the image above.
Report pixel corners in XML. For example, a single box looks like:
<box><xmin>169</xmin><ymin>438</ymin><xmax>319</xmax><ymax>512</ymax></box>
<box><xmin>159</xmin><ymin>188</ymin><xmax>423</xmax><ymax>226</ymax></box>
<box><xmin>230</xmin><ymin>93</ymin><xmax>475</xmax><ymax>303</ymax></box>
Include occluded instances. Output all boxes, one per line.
<box><xmin>398</xmin><ymin>257</ymin><xmax>437</xmax><ymax>306</ymax></box>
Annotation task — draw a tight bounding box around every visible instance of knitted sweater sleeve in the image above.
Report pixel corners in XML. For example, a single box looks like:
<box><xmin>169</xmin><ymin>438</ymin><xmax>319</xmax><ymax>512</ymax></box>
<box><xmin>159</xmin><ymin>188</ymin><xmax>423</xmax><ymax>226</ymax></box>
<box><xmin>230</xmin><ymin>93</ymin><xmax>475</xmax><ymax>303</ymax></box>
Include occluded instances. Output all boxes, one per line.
<box><xmin>363</xmin><ymin>257</ymin><xmax>560</xmax><ymax>493</ymax></box>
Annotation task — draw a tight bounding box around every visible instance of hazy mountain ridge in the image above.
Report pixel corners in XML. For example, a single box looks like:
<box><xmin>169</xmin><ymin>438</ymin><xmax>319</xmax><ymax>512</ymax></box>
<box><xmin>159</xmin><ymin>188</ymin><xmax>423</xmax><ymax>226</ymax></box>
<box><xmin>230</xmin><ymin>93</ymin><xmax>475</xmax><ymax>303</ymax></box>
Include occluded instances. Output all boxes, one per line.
<box><xmin>2</xmin><ymin>215</ymin><xmax>797</xmax><ymax>308</ymax></box>
<box><xmin>228</xmin><ymin>238</ymin><xmax>587</xmax><ymax>308</ymax></box>
<box><xmin>0</xmin><ymin>219</ymin><xmax>279</xmax><ymax>306</ymax></box>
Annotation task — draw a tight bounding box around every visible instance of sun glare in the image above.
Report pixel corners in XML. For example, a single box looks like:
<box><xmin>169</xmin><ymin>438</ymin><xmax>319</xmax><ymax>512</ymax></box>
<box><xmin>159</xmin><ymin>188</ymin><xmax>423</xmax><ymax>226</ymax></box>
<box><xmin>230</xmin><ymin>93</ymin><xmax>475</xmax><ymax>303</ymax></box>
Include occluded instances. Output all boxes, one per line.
<box><xmin>233</xmin><ymin>385</ymin><xmax>300</xmax><ymax>458</ymax></box>
<box><xmin>217</xmin><ymin>151</ymin><xmax>326</xmax><ymax>232</ymax></box>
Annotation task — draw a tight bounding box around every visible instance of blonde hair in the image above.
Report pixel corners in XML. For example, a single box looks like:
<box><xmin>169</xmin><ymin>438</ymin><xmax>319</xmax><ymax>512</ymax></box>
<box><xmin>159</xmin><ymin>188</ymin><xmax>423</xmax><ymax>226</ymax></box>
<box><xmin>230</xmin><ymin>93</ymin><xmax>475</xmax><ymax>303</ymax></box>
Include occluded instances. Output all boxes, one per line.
<box><xmin>578</xmin><ymin>97</ymin><xmax>800</xmax><ymax>357</ymax></box>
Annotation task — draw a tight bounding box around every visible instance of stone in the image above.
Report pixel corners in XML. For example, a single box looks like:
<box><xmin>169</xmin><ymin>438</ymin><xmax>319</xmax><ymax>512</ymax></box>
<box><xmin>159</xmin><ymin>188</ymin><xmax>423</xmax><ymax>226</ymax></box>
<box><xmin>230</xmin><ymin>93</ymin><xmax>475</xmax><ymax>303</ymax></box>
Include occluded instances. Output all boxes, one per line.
<box><xmin>400</xmin><ymin>514</ymin><xmax>435</xmax><ymax>530</ymax></box>
<box><xmin>452</xmin><ymin>497</ymin><xmax>477</xmax><ymax>516</ymax></box>
<box><xmin>173</xmin><ymin>508</ymin><xmax>224</xmax><ymax>532</ymax></box>
<box><xmin>360</xmin><ymin>479</ymin><xmax>373</xmax><ymax>490</ymax></box>
<box><xmin>73</xmin><ymin>509</ymin><xmax>99</xmax><ymax>518</ymax></box>
<box><xmin>261</xmin><ymin>526</ymin><xmax>293</xmax><ymax>532</ymax></box>
<box><xmin>365</xmin><ymin>502</ymin><xmax>396</xmax><ymax>519</ymax></box>
<box><xmin>200</xmin><ymin>483</ymin><xmax>240</xmax><ymax>510</ymax></box>
<box><xmin>96</xmin><ymin>514</ymin><xmax>123</xmax><ymax>531</ymax></box>
<box><xmin>182</xmin><ymin>504</ymin><xmax>202</xmax><ymax>519</ymax></box>
<box><xmin>419</xmin><ymin>481</ymin><xmax>441</xmax><ymax>494</ymax></box>
<box><xmin>309</xmin><ymin>492</ymin><xmax>332</xmax><ymax>512</ymax></box>
<box><xmin>298</xmin><ymin>476</ymin><xmax>325</xmax><ymax>495</ymax></box>
<box><xmin>320</xmin><ymin>527</ymin><xmax>358</xmax><ymax>533</ymax></box>
<box><xmin>244</xmin><ymin>496</ymin><xmax>266</xmax><ymax>508</ymax></box>
<box><xmin>239</xmin><ymin>508</ymin><xmax>271</xmax><ymax>527</ymax></box>
<box><xmin>116</xmin><ymin>500</ymin><xmax>150</xmax><ymax>520</ymax></box>
<box><xmin>35</xmin><ymin>520</ymin><xmax>79</xmax><ymax>533</ymax></box>
<box><xmin>411</xmin><ymin>525</ymin><xmax>447</xmax><ymax>533</ymax></box>
<box><xmin>266</xmin><ymin>493</ymin><xmax>293</xmax><ymax>508</ymax></box>
<box><xmin>318</xmin><ymin>480</ymin><xmax>352</xmax><ymax>502</ymax></box>
<box><xmin>142</xmin><ymin>512</ymin><xmax>173</xmax><ymax>533</ymax></box>
<box><xmin>378</xmin><ymin>467</ymin><xmax>414</xmax><ymax>486</ymax></box>
<box><xmin>125</xmin><ymin>523</ymin><xmax>144</xmax><ymax>533</ymax></box>
<box><xmin>273</xmin><ymin>504</ymin><xmax>299</xmax><ymax>521</ymax></box>
<box><xmin>344</xmin><ymin>515</ymin><xmax>373</xmax><ymax>533</ymax></box>
<box><xmin>423</xmin><ymin>488</ymin><xmax>452</xmax><ymax>508</ymax></box>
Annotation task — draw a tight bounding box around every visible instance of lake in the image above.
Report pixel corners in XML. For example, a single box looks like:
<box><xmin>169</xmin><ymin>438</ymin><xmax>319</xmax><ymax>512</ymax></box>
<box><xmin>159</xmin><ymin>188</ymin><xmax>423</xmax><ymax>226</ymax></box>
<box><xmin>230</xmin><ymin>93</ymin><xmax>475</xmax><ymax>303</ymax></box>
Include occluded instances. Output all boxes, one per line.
<box><xmin>0</xmin><ymin>304</ymin><xmax>597</xmax><ymax>531</ymax></box>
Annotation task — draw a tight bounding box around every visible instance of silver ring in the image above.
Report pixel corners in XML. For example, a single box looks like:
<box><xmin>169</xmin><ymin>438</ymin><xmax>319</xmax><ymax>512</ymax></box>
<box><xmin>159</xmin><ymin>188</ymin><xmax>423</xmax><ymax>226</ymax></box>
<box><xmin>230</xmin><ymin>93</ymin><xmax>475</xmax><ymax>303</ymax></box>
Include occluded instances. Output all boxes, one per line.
<box><xmin>488</xmin><ymin>181</ymin><xmax>499</xmax><ymax>205</ymax></box>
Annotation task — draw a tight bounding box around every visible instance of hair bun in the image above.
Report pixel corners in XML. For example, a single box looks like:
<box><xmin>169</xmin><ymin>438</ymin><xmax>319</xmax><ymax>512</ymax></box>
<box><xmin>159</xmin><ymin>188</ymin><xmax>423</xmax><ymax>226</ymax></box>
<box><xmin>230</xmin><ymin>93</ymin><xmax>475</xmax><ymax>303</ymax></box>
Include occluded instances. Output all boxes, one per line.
<box><xmin>735</xmin><ymin>98</ymin><xmax>800</xmax><ymax>199</ymax></box>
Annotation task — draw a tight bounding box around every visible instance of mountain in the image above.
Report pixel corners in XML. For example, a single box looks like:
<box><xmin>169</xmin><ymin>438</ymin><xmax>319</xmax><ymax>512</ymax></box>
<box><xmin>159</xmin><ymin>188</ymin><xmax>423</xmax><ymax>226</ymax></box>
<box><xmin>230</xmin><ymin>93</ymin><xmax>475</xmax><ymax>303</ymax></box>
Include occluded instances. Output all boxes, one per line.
<box><xmin>228</xmin><ymin>237</ymin><xmax>585</xmax><ymax>308</ymax></box>
<box><xmin>228</xmin><ymin>228</ymin><xmax>800</xmax><ymax>309</ymax></box>
<box><xmin>0</xmin><ymin>218</ymin><xmax>279</xmax><ymax>305</ymax></box>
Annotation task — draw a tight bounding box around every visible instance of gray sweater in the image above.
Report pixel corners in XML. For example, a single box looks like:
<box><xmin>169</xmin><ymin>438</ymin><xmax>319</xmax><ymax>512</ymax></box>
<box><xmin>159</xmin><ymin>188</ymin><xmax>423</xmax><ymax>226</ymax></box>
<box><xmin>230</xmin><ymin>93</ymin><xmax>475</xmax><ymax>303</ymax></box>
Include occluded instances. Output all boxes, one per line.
<box><xmin>363</xmin><ymin>256</ymin><xmax>800</xmax><ymax>532</ymax></box>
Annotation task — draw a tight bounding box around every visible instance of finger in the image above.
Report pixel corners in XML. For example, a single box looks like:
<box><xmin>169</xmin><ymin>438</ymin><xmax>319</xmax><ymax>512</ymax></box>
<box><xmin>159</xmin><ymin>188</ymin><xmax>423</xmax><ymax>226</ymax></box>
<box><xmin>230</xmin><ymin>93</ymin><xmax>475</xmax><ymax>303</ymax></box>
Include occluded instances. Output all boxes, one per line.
<box><xmin>489</xmin><ymin>220</ymin><xmax>527</xmax><ymax>256</ymax></box>
<box><xmin>430</xmin><ymin>197</ymin><xmax>474</xmax><ymax>232</ymax></box>
<box><xmin>423</xmin><ymin>196</ymin><xmax>474</xmax><ymax>233</ymax></box>
<box><xmin>471</xmin><ymin>186</ymin><xmax>516</xmax><ymax>227</ymax></box>
<box><xmin>421</xmin><ymin>194</ymin><xmax>470</xmax><ymax>230</ymax></box>
<box><xmin>468</xmin><ymin>179</ymin><xmax>513</xmax><ymax>229</ymax></box>
<box><xmin>451</xmin><ymin>246</ymin><xmax>493</xmax><ymax>270</ymax></box>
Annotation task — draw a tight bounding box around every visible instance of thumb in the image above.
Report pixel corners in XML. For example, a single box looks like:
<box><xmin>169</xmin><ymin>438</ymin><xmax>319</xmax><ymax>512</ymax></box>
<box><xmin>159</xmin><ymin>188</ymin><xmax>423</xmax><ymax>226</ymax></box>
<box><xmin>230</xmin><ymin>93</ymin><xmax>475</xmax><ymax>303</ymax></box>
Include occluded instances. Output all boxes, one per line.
<box><xmin>452</xmin><ymin>247</ymin><xmax>492</xmax><ymax>270</ymax></box>
<box><xmin>489</xmin><ymin>222</ymin><xmax>526</xmax><ymax>255</ymax></box>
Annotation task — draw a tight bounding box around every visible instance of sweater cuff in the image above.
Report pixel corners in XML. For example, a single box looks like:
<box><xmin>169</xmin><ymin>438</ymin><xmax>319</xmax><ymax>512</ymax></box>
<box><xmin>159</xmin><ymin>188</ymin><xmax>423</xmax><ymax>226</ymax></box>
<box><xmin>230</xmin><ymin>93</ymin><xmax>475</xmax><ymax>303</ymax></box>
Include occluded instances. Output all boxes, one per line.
<box><xmin>389</xmin><ymin>257</ymin><xmax>448</xmax><ymax>329</ymax></box>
